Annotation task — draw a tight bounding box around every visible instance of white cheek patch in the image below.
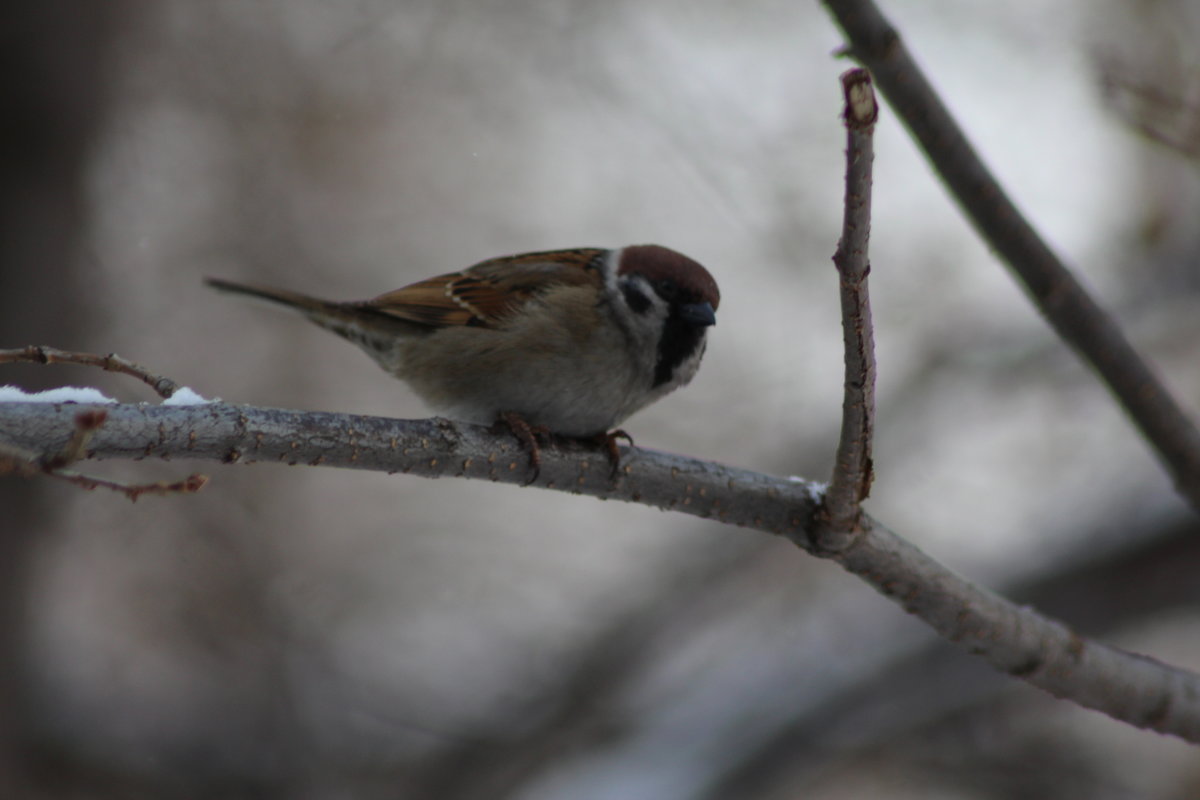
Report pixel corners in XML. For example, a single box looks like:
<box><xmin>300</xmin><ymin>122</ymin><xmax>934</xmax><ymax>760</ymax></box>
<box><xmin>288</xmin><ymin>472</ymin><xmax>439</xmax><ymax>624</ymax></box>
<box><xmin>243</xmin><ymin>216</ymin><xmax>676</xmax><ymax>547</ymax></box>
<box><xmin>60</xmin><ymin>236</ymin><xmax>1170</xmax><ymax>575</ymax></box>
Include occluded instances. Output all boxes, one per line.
<box><xmin>602</xmin><ymin>248</ymin><xmax>625</xmax><ymax>301</ymax></box>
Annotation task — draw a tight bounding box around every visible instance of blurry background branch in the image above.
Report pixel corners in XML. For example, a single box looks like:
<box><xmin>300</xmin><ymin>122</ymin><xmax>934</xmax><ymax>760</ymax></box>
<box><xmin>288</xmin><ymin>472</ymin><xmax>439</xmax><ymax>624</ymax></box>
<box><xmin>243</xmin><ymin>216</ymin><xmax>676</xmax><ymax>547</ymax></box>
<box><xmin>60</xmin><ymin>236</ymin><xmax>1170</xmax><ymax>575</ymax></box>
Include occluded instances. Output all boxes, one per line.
<box><xmin>1099</xmin><ymin>57</ymin><xmax>1200</xmax><ymax>160</ymax></box>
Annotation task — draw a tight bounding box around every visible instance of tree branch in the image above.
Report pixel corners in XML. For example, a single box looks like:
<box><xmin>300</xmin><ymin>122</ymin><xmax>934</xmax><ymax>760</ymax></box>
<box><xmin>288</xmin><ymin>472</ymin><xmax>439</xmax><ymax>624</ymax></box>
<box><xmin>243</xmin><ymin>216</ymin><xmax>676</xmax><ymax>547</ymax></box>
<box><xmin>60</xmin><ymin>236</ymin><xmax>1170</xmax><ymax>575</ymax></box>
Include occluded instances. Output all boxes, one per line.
<box><xmin>0</xmin><ymin>346</ymin><xmax>183</xmax><ymax>399</ymax></box>
<box><xmin>2</xmin><ymin>400</ymin><xmax>1199</xmax><ymax>741</ymax></box>
<box><xmin>820</xmin><ymin>0</ymin><xmax>1200</xmax><ymax>512</ymax></box>
<box><xmin>1</xmin><ymin>400</ymin><xmax>818</xmax><ymax>528</ymax></box>
<box><xmin>819</xmin><ymin>68</ymin><xmax>879</xmax><ymax>549</ymax></box>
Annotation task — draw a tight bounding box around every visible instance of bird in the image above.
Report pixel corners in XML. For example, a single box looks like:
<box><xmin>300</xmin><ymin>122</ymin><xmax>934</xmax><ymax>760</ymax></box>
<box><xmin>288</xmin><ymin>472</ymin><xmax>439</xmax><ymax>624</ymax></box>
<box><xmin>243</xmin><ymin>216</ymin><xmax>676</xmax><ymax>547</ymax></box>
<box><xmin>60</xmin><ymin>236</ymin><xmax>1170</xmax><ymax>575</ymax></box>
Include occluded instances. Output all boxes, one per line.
<box><xmin>207</xmin><ymin>244</ymin><xmax>719</xmax><ymax>475</ymax></box>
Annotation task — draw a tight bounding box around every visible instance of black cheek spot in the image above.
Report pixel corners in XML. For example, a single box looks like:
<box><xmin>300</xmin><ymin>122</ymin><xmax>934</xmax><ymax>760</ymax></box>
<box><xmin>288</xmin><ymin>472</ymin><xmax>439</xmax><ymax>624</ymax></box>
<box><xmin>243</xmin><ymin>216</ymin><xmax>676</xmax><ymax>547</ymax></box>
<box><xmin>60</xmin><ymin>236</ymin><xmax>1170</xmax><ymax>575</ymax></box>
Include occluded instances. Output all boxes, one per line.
<box><xmin>622</xmin><ymin>284</ymin><xmax>652</xmax><ymax>314</ymax></box>
<box><xmin>653</xmin><ymin>315</ymin><xmax>707</xmax><ymax>388</ymax></box>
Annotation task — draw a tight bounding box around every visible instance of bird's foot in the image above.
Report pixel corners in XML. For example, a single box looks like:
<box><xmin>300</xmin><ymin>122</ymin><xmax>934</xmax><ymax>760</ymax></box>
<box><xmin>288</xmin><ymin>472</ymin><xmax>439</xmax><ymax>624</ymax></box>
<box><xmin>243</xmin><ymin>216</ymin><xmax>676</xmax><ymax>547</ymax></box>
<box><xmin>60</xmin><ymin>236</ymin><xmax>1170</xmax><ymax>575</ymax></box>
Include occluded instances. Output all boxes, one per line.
<box><xmin>498</xmin><ymin>411</ymin><xmax>551</xmax><ymax>485</ymax></box>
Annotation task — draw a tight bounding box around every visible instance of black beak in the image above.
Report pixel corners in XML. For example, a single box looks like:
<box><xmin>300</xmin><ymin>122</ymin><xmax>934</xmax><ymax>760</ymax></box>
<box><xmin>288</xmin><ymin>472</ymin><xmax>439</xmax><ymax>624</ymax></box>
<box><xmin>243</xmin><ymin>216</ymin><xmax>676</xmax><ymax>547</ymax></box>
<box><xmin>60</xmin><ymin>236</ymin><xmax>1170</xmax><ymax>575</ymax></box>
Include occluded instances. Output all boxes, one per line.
<box><xmin>678</xmin><ymin>301</ymin><xmax>716</xmax><ymax>327</ymax></box>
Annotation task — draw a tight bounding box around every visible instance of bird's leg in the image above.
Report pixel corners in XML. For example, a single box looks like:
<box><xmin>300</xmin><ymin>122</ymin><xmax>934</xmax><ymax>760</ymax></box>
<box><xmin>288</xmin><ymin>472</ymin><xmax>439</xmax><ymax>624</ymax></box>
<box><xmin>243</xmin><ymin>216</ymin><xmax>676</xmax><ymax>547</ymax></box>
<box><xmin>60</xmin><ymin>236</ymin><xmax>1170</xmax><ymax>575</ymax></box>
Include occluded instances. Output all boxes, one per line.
<box><xmin>594</xmin><ymin>429</ymin><xmax>634</xmax><ymax>478</ymax></box>
<box><xmin>498</xmin><ymin>411</ymin><xmax>551</xmax><ymax>484</ymax></box>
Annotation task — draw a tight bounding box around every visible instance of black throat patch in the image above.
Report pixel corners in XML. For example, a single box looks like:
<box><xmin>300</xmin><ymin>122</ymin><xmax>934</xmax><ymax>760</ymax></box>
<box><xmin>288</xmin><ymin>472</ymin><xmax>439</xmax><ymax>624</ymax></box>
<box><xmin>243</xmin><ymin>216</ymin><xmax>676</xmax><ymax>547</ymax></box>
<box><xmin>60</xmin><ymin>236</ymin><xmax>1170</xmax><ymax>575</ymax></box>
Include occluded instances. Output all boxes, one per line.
<box><xmin>653</xmin><ymin>310</ymin><xmax>707</xmax><ymax>388</ymax></box>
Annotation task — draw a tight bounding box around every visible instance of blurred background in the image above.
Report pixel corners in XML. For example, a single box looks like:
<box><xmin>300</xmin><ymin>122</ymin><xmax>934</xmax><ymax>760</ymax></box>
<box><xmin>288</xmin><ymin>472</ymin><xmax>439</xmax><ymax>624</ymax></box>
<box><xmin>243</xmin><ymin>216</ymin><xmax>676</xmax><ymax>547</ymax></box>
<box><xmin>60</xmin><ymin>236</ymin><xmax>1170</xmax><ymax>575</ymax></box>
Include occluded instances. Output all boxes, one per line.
<box><xmin>3</xmin><ymin>1</ymin><xmax>1200</xmax><ymax>797</ymax></box>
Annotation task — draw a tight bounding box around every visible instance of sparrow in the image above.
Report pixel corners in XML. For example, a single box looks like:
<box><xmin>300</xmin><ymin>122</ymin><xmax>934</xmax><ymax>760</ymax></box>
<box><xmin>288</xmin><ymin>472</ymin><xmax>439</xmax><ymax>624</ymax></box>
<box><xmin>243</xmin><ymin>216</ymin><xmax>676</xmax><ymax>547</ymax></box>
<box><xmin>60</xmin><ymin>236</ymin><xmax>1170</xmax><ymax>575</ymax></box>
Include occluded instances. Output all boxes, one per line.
<box><xmin>207</xmin><ymin>244</ymin><xmax>719</xmax><ymax>473</ymax></box>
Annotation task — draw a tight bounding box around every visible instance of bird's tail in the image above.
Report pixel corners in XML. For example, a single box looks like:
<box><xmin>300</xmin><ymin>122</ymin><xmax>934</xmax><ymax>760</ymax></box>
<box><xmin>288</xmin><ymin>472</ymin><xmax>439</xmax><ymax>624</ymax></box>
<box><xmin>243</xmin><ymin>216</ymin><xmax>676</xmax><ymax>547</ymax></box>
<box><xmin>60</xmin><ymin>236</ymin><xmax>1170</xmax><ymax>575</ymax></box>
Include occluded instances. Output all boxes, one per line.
<box><xmin>205</xmin><ymin>277</ymin><xmax>338</xmax><ymax>315</ymax></box>
<box><xmin>205</xmin><ymin>277</ymin><xmax>428</xmax><ymax>359</ymax></box>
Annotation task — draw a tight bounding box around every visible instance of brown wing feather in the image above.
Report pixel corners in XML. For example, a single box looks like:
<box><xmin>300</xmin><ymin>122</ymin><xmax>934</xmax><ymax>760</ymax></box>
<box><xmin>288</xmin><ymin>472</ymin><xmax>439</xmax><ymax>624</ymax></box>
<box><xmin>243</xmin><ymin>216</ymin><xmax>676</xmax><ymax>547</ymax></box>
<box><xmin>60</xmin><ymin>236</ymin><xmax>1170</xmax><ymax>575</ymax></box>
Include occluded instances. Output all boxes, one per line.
<box><xmin>361</xmin><ymin>248</ymin><xmax>607</xmax><ymax>329</ymax></box>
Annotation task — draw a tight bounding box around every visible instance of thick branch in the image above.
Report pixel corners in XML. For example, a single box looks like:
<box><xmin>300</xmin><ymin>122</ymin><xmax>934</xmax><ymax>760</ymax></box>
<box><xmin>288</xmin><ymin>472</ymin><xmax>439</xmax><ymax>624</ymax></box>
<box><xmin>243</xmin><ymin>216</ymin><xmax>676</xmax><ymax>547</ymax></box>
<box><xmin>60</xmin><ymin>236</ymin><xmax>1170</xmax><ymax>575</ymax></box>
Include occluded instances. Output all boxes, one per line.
<box><xmin>821</xmin><ymin>68</ymin><xmax>879</xmax><ymax>548</ymax></box>
<box><xmin>2</xmin><ymin>400</ymin><xmax>1199</xmax><ymax>741</ymax></box>
<box><xmin>0</xmin><ymin>402</ymin><xmax>815</xmax><ymax>532</ymax></box>
<box><xmin>821</xmin><ymin>0</ymin><xmax>1200</xmax><ymax>512</ymax></box>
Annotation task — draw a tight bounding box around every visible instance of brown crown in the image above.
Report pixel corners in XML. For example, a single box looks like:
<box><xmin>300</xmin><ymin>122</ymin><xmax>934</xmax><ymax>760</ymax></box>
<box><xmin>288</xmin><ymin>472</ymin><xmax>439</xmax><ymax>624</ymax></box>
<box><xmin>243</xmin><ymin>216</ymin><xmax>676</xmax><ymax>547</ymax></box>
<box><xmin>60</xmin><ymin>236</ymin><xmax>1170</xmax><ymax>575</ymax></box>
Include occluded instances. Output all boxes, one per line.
<box><xmin>618</xmin><ymin>245</ymin><xmax>720</xmax><ymax>309</ymax></box>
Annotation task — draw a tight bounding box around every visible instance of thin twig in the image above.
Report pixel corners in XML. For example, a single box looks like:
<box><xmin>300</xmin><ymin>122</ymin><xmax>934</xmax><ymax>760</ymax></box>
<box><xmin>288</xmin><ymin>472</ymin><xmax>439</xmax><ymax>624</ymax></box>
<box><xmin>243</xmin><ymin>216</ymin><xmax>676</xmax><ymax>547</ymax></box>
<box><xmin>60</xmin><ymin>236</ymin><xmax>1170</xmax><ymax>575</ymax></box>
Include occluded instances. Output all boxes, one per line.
<box><xmin>819</xmin><ymin>68</ymin><xmax>880</xmax><ymax>551</ymax></box>
<box><xmin>820</xmin><ymin>0</ymin><xmax>1200</xmax><ymax>512</ymax></box>
<box><xmin>0</xmin><ymin>406</ymin><xmax>208</xmax><ymax>500</ymax></box>
<box><xmin>1098</xmin><ymin>64</ymin><xmax>1200</xmax><ymax>159</ymax></box>
<box><xmin>1</xmin><ymin>400</ymin><xmax>1199</xmax><ymax>740</ymax></box>
<box><xmin>44</xmin><ymin>469</ymin><xmax>209</xmax><ymax>502</ymax></box>
<box><xmin>0</xmin><ymin>345</ymin><xmax>183</xmax><ymax>399</ymax></box>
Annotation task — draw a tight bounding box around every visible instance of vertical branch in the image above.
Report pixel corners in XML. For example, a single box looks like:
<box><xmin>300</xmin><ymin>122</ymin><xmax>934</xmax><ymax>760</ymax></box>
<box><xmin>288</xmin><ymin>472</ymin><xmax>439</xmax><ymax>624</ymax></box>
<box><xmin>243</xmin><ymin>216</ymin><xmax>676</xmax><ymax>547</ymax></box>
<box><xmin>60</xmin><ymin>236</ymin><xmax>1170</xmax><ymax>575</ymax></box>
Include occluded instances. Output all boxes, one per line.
<box><xmin>819</xmin><ymin>68</ymin><xmax>880</xmax><ymax>550</ymax></box>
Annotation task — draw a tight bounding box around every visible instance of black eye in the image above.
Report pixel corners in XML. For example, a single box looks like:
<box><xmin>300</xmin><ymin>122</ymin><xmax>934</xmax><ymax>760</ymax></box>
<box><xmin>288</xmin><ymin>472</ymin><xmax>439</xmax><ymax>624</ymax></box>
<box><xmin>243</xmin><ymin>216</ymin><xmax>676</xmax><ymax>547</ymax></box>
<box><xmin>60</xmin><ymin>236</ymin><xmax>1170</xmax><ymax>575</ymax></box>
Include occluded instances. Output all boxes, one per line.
<box><xmin>653</xmin><ymin>279</ymin><xmax>678</xmax><ymax>301</ymax></box>
<box><xmin>621</xmin><ymin>283</ymin><xmax>652</xmax><ymax>314</ymax></box>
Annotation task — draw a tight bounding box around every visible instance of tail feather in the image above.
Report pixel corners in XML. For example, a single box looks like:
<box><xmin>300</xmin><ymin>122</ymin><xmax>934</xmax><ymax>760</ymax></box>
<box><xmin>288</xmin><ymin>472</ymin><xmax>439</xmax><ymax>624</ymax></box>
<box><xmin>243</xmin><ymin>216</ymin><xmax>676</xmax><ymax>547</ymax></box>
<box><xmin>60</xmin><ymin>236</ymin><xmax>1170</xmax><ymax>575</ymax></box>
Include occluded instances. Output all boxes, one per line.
<box><xmin>205</xmin><ymin>277</ymin><xmax>334</xmax><ymax>315</ymax></box>
<box><xmin>205</xmin><ymin>277</ymin><xmax>428</xmax><ymax>359</ymax></box>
